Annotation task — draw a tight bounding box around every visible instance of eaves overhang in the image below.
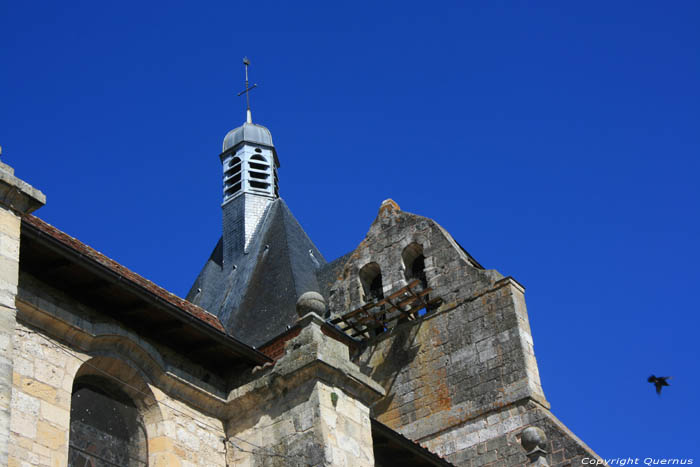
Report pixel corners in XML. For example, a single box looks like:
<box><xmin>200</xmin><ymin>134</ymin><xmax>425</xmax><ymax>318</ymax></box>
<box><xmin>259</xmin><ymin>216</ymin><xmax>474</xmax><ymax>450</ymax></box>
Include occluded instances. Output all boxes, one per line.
<box><xmin>219</xmin><ymin>141</ymin><xmax>280</xmax><ymax>168</ymax></box>
<box><xmin>371</xmin><ymin>418</ymin><xmax>455</xmax><ymax>466</ymax></box>
<box><xmin>20</xmin><ymin>215</ymin><xmax>272</xmax><ymax>371</ymax></box>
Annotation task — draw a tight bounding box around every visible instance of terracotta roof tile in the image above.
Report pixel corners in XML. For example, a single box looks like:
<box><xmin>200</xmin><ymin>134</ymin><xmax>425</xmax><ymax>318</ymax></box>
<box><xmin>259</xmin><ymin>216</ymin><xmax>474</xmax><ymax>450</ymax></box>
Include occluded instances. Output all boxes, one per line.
<box><xmin>23</xmin><ymin>214</ymin><xmax>225</xmax><ymax>332</ymax></box>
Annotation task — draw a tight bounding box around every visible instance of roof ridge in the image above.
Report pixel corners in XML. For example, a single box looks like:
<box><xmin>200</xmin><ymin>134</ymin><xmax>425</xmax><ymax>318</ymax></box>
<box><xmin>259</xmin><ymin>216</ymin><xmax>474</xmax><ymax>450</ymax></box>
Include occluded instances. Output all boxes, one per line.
<box><xmin>277</xmin><ymin>198</ymin><xmax>327</xmax><ymax>263</ymax></box>
<box><xmin>276</xmin><ymin>201</ymin><xmax>298</xmax><ymax>300</ymax></box>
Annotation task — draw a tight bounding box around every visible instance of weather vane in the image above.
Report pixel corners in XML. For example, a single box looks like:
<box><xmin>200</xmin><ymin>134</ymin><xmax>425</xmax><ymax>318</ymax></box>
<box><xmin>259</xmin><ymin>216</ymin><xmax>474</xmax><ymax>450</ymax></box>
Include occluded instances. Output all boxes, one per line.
<box><xmin>237</xmin><ymin>57</ymin><xmax>258</xmax><ymax>123</ymax></box>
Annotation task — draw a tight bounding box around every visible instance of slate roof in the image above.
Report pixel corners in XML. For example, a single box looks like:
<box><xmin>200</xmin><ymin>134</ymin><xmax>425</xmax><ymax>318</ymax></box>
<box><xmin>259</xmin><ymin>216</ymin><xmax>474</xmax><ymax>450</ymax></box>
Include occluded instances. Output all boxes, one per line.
<box><xmin>187</xmin><ymin>198</ymin><xmax>330</xmax><ymax>347</ymax></box>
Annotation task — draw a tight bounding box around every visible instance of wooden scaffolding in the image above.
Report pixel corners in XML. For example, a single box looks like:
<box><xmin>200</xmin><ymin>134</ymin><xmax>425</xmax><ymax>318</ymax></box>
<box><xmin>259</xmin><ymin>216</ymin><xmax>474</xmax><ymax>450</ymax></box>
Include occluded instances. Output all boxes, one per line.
<box><xmin>330</xmin><ymin>279</ymin><xmax>442</xmax><ymax>340</ymax></box>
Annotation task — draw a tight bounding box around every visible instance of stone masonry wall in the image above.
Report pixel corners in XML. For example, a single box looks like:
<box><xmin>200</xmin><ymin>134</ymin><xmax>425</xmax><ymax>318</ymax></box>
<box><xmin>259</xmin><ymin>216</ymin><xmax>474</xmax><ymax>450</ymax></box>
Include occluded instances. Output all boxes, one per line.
<box><xmin>328</xmin><ymin>200</ymin><xmax>501</xmax><ymax>320</ymax></box>
<box><xmin>0</xmin><ymin>208</ymin><xmax>21</xmax><ymax>466</ymax></box>
<box><xmin>9</xmin><ymin>322</ymin><xmax>75</xmax><ymax>467</ymax></box>
<box><xmin>0</xmin><ymin>161</ymin><xmax>45</xmax><ymax>465</ymax></box>
<box><xmin>358</xmin><ymin>279</ymin><xmax>548</xmax><ymax>442</ymax></box>
<box><xmin>329</xmin><ymin>201</ymin><xmax>546</xmax><ymax>428</ymax></box>
<box><xmin>421</xmin><ymin>398</ymin><xmax>600</xmax><ymax>466</ymax></box>
<box><xmin>12</xmin><ymin>270</ymin><xmax>383</xmax><ymax>467</ymax></box>
<box><xmin>152</xmin><ymin>387</ymin><xmax>226</xmax><ymax>467</ymax></box>
<box><xmin>9</xmin><ymin>268</ymin><xmax>232</xmax><ymax>467</ymax></box>
<box><xmin>328</xmin><ymin>200</ymin><xmax>601</xmax><ymax>465</ymax></box>
<box><xmin>12</xmin><ymin>238</ymin><xmax>383</xmax><ymax>467</ymax></box>
<box><xmin>9</xmin><ymin>320</ymin><xmax>228</xmax><ymax>467</ymax></box>
<box><xmin>316</xmin><ymin>382</ymin><xmax>374</xmax><ymax>467</ymax></box>
<box><xmin>227</xmin><ymin>380</ymin><xmax>374</xmax><ymax>467</ymax></box>
<box><xmin>225</xmin><ymin>315</ymin><xmax>382</xmax><ymax>467</ymax></box>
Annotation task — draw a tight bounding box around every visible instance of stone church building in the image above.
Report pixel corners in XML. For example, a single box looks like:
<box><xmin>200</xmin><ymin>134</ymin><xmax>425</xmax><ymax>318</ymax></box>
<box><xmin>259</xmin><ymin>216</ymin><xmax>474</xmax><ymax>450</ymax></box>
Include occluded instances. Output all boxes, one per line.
<box><xmin>0</xmin><ymin>107</ymin><xmax>603</xmax><ymax>466</ymax></box>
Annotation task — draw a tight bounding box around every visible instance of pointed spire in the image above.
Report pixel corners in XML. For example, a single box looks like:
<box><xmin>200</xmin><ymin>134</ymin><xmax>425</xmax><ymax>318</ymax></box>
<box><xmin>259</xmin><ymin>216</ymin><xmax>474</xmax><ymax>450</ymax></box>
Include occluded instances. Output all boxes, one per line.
<box><xmin>237</xmin><ymin>57</ymin><xmax>257</xmax><ymax>124</ymax></box>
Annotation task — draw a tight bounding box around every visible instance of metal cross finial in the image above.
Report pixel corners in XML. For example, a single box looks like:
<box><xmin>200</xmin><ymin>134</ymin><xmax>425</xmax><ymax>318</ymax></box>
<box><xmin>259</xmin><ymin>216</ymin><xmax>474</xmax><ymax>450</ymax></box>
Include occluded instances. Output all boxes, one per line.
<box><xmin>237</xmin><ymin>57</ymin><xmax>257</xmax><ymax>123</ymax></box>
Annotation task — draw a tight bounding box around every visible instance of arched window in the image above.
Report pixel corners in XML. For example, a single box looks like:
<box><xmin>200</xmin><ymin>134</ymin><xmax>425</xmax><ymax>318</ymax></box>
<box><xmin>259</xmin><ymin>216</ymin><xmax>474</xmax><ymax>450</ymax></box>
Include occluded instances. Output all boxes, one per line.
<box><xmin>359</xmin><ymin>262</ymin><xmax>384</xmax><ymax>302</ymax></box>
<box><xmin>68</xmin><ymin>375</ymin><xmax>148</xmax><ymax>467</ymax></box>
<box><xmin>402</xmin><ymin>243</ymin><xmax>427</xmax><ymax>289</ymax></box>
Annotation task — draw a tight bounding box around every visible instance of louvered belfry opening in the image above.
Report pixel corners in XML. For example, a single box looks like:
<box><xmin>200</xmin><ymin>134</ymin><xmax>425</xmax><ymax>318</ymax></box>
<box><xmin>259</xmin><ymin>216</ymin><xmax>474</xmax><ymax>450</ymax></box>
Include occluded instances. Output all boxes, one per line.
<box><xmin>248</xmin><ymin>152</ymin><xmax>273</xmax><ymax>194</ymax></box>
<box><xmin>222</xmin><ymin>147</ymin><xmax>277</xmax><ymax>203</ymax></box>
<box><xmin>224</xmin><ymin>156</ymin><xmax>242</xmax><ymax>198</ymax></box>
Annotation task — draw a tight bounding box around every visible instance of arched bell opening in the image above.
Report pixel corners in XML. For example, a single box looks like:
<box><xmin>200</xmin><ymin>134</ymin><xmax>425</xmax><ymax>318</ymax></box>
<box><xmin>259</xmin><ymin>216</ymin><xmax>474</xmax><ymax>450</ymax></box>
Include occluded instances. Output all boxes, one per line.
<box><xmin>359</xmin><ymin>262</ymin><xmax>384</xmax><ymax>303</ymax></box>
<box><xmin>402</xmin><ymin>243</ymin><xmax>427</xmax><ymax>289</ymax></box>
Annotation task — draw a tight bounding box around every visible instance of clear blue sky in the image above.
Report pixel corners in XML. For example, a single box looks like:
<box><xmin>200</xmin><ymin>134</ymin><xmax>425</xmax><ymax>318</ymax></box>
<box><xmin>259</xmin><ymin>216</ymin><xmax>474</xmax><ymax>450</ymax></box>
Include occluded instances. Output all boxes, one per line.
<box><xmin>2</xmin><ymin>0</ymin><xmax>698</xmax><ymax>460</ymax></box>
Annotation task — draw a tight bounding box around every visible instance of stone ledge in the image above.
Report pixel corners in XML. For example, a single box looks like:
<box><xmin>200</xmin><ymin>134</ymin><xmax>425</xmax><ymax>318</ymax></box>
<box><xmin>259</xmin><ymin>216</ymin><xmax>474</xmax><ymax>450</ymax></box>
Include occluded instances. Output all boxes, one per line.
<box><xmin>226</xmin><ymin>319</ymin><xmax>385</xmax><ymax>418</ymax></box>
<box><xmin>15</xmin><ymin>294</ymin><xmax>230</xmax><ymax>416</ymax></box>
<box><xmin>494</xmin><ymin>276</ymin><xmax>525</xmax><ymax>294</ymax></box>
<box><xmin>0</xmin><ymin>165</ymin><xmax>45</xmax><ymax>215</ymax></box>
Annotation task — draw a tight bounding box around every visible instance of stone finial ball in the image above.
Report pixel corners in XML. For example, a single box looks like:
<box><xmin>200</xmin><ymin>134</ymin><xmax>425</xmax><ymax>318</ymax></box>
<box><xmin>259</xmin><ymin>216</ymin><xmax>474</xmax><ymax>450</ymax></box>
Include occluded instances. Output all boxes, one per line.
<box><xmin>296</xmin><ymin>291</ymin><xmax>327</xmax><ymax>317</ymax></box>
<box><xmin>520</xmin><ymin>426</ymin><xmax>547</xmax><ymax>452</ymax></box>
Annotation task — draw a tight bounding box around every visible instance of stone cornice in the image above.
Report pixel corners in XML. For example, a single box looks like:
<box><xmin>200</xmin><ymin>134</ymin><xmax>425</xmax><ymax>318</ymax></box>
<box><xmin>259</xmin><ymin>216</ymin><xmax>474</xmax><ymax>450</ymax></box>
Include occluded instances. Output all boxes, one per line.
<box><xmin>225</xmin><ymin>319</ymin><xmax>385</xmax><ymax>419</ymax></box>
<box><xmin>0</xmin><ymin>163</ymin><xmax>45</xmax><ymax>215</ymax></box>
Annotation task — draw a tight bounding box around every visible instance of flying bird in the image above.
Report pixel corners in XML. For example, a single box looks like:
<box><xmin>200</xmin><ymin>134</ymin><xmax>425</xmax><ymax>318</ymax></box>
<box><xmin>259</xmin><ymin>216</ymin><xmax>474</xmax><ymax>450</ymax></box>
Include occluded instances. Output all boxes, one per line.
<box><xmin>648</xmin><ymin>375</ymin><xmax>672</xmax><ymax>395</ymax></box>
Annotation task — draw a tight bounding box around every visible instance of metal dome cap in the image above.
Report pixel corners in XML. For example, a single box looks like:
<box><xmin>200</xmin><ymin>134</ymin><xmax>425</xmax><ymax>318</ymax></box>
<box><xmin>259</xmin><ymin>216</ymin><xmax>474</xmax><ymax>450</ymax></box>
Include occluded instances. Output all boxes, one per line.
<box><xmin>222</xmin><ymin>122</ymin><xmax>274</xmax><ymax>152</ymax></box>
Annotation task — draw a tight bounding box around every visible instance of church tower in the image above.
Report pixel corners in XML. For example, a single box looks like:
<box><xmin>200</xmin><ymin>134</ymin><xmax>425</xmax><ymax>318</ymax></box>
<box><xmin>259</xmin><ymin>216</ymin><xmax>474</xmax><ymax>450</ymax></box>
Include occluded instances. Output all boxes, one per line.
<box><xmin>219</xmin><ymin>59</ymin><xmax>280</xmax><ymax>266</ymax></box>
<box><xmin>220</xmin><ymin>121</ymin><xmax>279</xmax><ymax>264</ymax></box>
<box><xmin>188</xmin><ymin>58</ymin><xmax>327</xmax><ymax>347</ymax></box>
